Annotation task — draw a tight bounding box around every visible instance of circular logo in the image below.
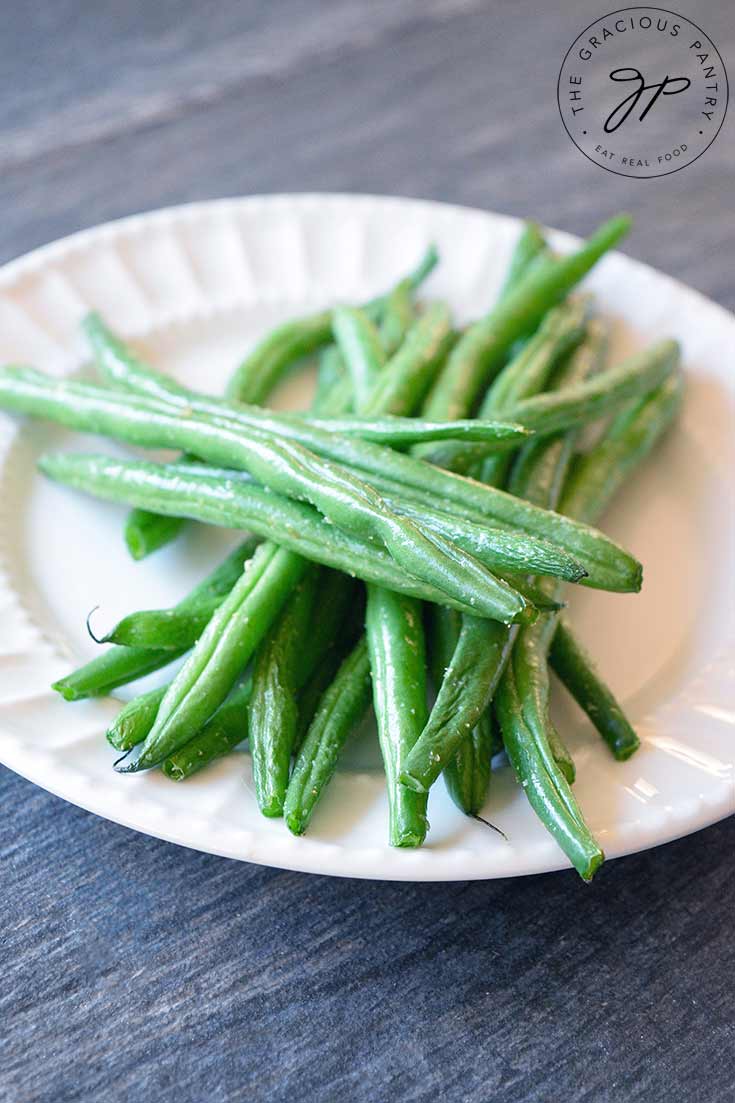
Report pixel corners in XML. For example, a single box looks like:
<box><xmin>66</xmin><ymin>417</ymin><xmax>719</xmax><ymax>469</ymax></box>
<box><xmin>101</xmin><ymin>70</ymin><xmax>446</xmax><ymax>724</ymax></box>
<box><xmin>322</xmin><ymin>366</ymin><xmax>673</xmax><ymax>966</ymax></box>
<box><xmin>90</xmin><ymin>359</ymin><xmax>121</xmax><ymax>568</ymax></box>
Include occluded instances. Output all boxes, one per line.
<box><xmin>557</xmin><ymin>7</ymin><xmax>728</xmax><ymax>177</ymax></box>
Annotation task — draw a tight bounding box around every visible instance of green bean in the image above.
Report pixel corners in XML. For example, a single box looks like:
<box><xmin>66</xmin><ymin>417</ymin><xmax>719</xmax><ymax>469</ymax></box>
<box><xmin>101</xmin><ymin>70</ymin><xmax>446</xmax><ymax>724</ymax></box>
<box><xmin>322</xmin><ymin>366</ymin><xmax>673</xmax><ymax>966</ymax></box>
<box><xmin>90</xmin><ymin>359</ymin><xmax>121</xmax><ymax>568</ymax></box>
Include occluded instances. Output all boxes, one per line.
<box><xmin>403</xmin><ymin>332</ymin><xmax>588</xmax><ymax>797</ymax></box>
<box><xmin>482</xmin><ymin>298</ymin><xmax>590</xmax><ymax>415</ymax></box>
<box><xmin>101</xmin><ymin>537</ymin><xmax>260</xmax><ymax>648</ymax></box>
<box><xmin>312</xmin><ymin>346</ymin><xmax>346</xmax><ymax>414</ymax></box>
<box><xmin>498</xmin><ymin>221</ymin><xmax>550</xmax><ymax>299</ymax></box>
<box><xmin>360</xmin><ymin>467</ymin><xmax>638</xmax><ymax>593</ymax></box>
<box><xmin>106</xmin><ymin>685</ymin><xmax>168</xmax><ymax>750</ymax></box>
<box><xmin>248</xmin><ymin>567</ymin><xmax>319</xmax><ymax>816</ymax></box>
<box><xmin>427</xmin><ymin>606</ymin><xmax>491</xmax><ymax>816</ymax></box>
<box><xmin>124</xmin><ymin>512</ymin><xmax>186</xmax><ymax>561</ymax></box>
<box><xmin>558</xmin><ymin>371</ymin><xmax>684</xmax><ymax>524</ymax></box>
<box><xmin>378</xmin><ymin>279</ymin><xmax>415</xmax><ymax>355</ymax></box>
<box><xmin>51</xmin><ymin>318</ymin><xmax>647</xmax><ymax>589</ymax></box>
<box><xmin>38</xmin><ymin>453</ymin><xmax>509</xmax><ymax>618</ymax></box>
<box><xmin>219</xmin><ymin>244</ymin><xmax>438</xmax><ymax>404</ymax></box>
<box><xmin>495</xmin><ymin>658</ymin><xmax>603</xmax><ymax>881</ymax></box>
<box><xmin>294</xmin><ymin>643</ymin><xmax>349</xmax><ymax>752</ymax></box>
<box><xmin>162</xmin><ymin>683</ymin><xmax>252</xmax><ymax>780</ymax></box>
<box><xmin>428</xmin><ymin>225</ymin><xmax>555</xmax><ymax>816</ymax></box>
<box><xmin>284</xmin><ymin>638</ymin><xmax>372</xmax><ymax>836</ymax></box>
<box><xmin>399</xmin><ymin>616</ymin><xmax>516</xmax><ymax>794</ymax></box>
<box><xmin>87</xmin><ymin>247</ymin><xmax>437</xmax><ymax>553</ymax></box>
<box><xmin>117</xmin><ymin>544</ymin><xmax>307</xmax><ymax>772</ymax></box>
<box><xmin>549</xmin><ymin>619</ymin><xmax>639</xmax><ymax>760</ymax></box>
<box><xmin>303</xmin><ymin>415</ymin><xmax>529</xmax><ymax>448</ymax></box>
<box><xmin>501</xmin><ymin>331</ymin><xmax>601</xmax><ymax>787</ymax></box>
<box><xmin>366</xmin><ymin>587</ymin><xmax>429</xmax><ymax>847</ymax></box>
<box><xmin>443</xmin><ymin>713</ymin><xmax>495</xmax><ymax>817</ymax></box>
<box><xmin>2</xmin><ymin>370</ymin><xmax>532</xmax><ymax>620</ymax></box>
<box><xmin>332</xmin><ymin>307</ymin><xmax>386</xmax><ymax>409</ymax></box>
<box><xmin>52</xmin><ymin>643</ymin><xmax>187</xmax><ymax>701</ymax></box>
<box><xmin>421</xmin><ymin>215</ymin><xmax>630</xmax><ymax>422</ymax></box>
<box><xmin>507</xmin><ymin>339</ymin><xmax>678</xmax><ymax>435</ymax></box>
<box><xmin>358</xmin><ymin>305</ymin><xmax>455</xmax><ymax>417</ymax></box>
<box><xmin>425</xmin><ymin>334</ymin><xmax>675</xmax><ymax>474</ymax></box>
<box><xmin>387</xmin><ymin>498</ymin><xmax>587</xmax><ymax>582</ymax></box>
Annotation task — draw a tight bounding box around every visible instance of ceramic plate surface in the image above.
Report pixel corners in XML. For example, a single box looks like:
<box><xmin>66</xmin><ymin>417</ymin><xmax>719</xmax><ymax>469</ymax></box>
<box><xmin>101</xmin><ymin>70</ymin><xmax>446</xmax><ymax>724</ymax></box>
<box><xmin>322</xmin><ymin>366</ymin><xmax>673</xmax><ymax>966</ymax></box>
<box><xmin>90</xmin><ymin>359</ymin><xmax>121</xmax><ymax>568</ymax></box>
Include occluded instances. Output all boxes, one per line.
<box><xmin>0</xmin><ymin>194</ymin><xmax>732</xmax><ymax>880</ymax></box>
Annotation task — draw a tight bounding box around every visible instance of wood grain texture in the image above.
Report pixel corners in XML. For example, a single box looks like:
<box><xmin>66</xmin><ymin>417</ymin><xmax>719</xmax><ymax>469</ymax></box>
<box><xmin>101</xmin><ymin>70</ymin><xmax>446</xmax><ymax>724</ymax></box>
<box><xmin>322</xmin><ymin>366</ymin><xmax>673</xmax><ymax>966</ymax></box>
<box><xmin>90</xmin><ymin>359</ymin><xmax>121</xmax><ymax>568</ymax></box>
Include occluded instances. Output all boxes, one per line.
<box><xmin>1</xmin><ymin>2</ymin><xmax>733</xmax><ymax>1100</ymax></box>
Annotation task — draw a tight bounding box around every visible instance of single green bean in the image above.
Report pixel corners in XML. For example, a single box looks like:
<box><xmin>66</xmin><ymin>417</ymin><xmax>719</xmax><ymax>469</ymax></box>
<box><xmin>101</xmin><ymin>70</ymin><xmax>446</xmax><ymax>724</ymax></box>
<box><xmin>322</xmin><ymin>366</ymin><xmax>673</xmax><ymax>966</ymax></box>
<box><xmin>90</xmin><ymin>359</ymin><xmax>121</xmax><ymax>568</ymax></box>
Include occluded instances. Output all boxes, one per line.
<box><xmin>248</xmin><ymin>567</ymin><xmax>319</xmax><ymax>816</ymax></box>
<box><xmin>102</xmin><ymin>537</ymin><xmax>260</xmax><ymax>648</ymax></box>
<box><xmin>421</xmin><ymin>215</ymin><xmax>630</xmax><ymax>421</ymax></box>
<box><xmin>284</xmin><ymin>638</ymin><xmax>372</xmax><ymax>836</ymax></box>
<box><xmin>443</xmin><ymin>713</ymin><xmax>495</xmax><ymax>817</ymax></box>
<box><xmin>162</xmin><ymin>683</ymin><xmax>252</xmax><ymax>780</ymax></box>
<box><xmin>118</xmin><ymin>544</ymin><xmax>307</xmax><ymax>772</ymax></box>
<box><xmin>106</xmin><ymin>684</ymin><xmax>168</xmax><ymax>750</ymax></box>
<box><xmin>312</xmin><ymin>346</ymin><xmax>346</xmax><ymax>414</ymax></box>
<box><xmin>332</xmin><ymin>307</ymin><xmax>386</xmax><ymax>409</ymax></box>
<box><xmin>498</xmin><ymin>221</ymin><xmax>550</xmax><ymax>300</ymax></box>
<box><xmin>366</xmin><ymin>587</ymin><xmax>429</xmax><ymax>847</ymax></box>
<box><xmin>495</xmin><ymin>658</ymin><xmax>604</xmax><ymax>881</ymax></box>
<box><xmin>549</xmin><ymin>619</ymin><xmax>639</xmax><ymax>760</ymax></box>
<box><xmin>378</xmin><ymin>278</ymin><xmax>415</xmax><ymax>355</ymax></box>
<box><xmin>124</xmin><ymin>512</ymin><xmax>186</xmax><ymax>561</ymax></box>
<box><xmin>52</xmin><ymin>643</ymin><xmax>187</xmax><ymax>701</ymax></box>
<box><xmin>427</xmin><ymin>606</ymin><xmax>493</xmax><ymax>816</ymax></box>
<box><xmin>399</xmin><ymin>616</ymin><xmax>516</xmax><ymax>794</ymax></box>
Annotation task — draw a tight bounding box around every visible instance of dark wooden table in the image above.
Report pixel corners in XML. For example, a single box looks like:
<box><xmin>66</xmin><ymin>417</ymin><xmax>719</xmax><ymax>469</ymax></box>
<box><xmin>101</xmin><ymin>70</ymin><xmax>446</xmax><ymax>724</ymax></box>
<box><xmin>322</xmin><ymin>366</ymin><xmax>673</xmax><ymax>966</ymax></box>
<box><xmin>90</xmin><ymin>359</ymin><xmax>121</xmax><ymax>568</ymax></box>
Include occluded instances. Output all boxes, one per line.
<box><xmin>3</xmin><ymin>3</ymin><xmax>733</xmax><ymax>1100</ymax></box>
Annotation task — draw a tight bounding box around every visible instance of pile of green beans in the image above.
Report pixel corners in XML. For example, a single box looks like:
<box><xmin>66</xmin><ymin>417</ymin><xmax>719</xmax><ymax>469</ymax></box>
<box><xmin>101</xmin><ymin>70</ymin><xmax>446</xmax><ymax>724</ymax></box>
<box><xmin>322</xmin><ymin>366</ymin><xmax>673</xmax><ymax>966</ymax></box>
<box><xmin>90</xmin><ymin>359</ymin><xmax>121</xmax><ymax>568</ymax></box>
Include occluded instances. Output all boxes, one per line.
<box><xmin>0</xmin><ymin>214</ymin><xmax>685</xmax><ymax>881</ymax></box>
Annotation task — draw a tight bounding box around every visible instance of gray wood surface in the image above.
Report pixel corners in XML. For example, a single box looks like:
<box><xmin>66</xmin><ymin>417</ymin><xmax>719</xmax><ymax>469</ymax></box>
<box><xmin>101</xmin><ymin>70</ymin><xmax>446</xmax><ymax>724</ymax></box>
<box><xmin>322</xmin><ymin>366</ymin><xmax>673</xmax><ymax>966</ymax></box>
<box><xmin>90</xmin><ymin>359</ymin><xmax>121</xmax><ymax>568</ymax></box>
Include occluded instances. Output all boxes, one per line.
<box><xmin>2</xmin><ymin>2</ymin><xmax>733</xmax><ymax>1100</ymax></box>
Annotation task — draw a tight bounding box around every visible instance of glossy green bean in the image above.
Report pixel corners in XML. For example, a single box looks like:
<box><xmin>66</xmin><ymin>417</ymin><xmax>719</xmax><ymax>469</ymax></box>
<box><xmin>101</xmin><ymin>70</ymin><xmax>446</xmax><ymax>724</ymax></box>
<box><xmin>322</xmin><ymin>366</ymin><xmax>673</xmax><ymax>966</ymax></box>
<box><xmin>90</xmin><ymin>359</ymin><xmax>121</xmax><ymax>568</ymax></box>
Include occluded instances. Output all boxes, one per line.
<box><xmin>106</xmin><ymin>685</ymin><xmax>168</xmax><ymax>750</ymax></box>
<box><xmin>399</xmin><ymin>616</ymin><xmax>516</xmax><ymax>794</ymax></box>
<box><xmin>117</xmin><ymin>544</ymin><xmax>307</xmax><ymax>772</ymax></box>
<box><xmin>366</xmin><ymin>587</ymin><xmax>429</xmax><ymax>847</ymax></box>
<box><xmin>498</xmin><ymin>221</ymin><xmax>549</xmax><ymax>298</ymax></box>
<box><xmin>162</xmin><ymin>683</ymin><xmax>252</xmax><ymax>780</ymax></box>
<box><xmin>421</xmin><ymin>215</ymin><xmax>630</xmax><ymax>421</ymax></box>
<box><xmin>248</xmin><ymin>567</ymin><xmax>319</xmax><ymax>816</ymax></box>
<box><xmin>102</xmin><ymin>537</ymin><xmax>260</xmax><ymax>648</ymax></box>
<box><xmin>495</xmin><ymin>658</ymin><xmax>603</xmax><ymax>881</ymax></box>
<box><xmin>378</xmin><ymin>279</ymin><xmax>415</xmax><ymax>355</ymax></box>
<box><xmin>2</xmin><ymin>370</ymin><xmax>531</xmax><ymax>620</ymax></box>
<box><xmin>312</xmin><ymin>346</ymin><xmax>346</xmax><ymax>414</ymax></box>
<box><xmin>284</xmin><ymin>638</ymin><xmax>372</xmax><ymax>836</ymax></box>
<box><xmin>443</xmin><ymin>713</ymin><xmax>495</xmax><ymax>817</ymax></box>
<box><xmin>332</xmin><ymin>307</ymin><xmax>386</xmax><ymax>409</ymax></box>
<box><xmin>549</xmin><ymin>619</ymin><xmax>639</xmax><ymax>761</ymax></box>
<box><xmin>52</xmin><ymin>643</ymin><xmax>187</xmax><ymax>701</ymax></box>
<box><xmin>38</xmin><ymin>453</ymin><xmax>507</xmax><ymax>617</ymax></box>
<box><xmin>124</xmin><ymin>512</ymin><xmax>186</xmax><ymax>561</ymax></box>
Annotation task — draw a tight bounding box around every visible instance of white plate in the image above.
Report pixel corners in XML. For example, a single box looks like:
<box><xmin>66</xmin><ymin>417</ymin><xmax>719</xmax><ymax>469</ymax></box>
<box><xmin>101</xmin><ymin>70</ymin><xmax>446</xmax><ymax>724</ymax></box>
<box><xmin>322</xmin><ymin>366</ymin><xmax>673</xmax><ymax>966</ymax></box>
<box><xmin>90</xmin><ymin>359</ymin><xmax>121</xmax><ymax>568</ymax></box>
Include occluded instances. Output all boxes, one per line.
<box><xmin>0</xmin><ymin>194</ymin><xmax>732</xmax><ymax>880</ymax></box>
